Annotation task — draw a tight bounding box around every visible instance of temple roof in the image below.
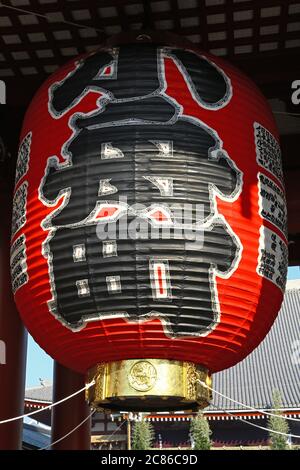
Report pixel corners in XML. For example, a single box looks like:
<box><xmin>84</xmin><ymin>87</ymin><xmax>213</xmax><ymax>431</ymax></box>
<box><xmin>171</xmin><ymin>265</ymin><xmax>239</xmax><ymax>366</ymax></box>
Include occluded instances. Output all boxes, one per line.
<box><xmin>25</xmin><ymin>384</ymin><xmax>52</xmax><ymax>404</ymax></box>
<box><xmin>210</xmin><ymin>279</ymin><xmax>300</xmax><ymax>411</ymax></box>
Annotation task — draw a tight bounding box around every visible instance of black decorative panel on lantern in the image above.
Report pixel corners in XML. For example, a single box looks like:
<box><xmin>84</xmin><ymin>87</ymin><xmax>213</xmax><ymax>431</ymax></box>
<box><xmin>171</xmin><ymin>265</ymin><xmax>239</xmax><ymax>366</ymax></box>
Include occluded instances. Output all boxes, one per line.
<box><xmin>39</xmin><ymin>44</ymin><xmax>240</xmax><ymax>336</ymax></box>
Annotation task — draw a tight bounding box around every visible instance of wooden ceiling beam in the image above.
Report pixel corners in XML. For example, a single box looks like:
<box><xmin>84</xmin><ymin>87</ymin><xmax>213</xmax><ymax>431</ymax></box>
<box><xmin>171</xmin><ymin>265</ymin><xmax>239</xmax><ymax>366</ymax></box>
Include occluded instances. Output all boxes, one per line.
<box><xmin>2</xmin><ymin>5</ymin><xmax>299</xmax><ymax>36</ymax></box>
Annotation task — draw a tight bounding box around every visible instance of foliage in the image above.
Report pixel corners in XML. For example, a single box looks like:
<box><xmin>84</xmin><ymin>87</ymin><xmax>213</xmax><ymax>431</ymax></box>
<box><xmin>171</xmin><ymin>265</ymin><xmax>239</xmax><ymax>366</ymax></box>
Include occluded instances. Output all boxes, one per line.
<box><xmin>268</xmin><ymin>390</ymin><xmax>290</xmax><ymax>450</ymax></box>
<box><xmin>132</xmin><ymin>418</ymin><xmax>155</xmax><ymax>450</ymax></box>
<box><xmin>190</xmin><ymin>411</ymin><xmax>212</xmax><ymax>450</ymax></box>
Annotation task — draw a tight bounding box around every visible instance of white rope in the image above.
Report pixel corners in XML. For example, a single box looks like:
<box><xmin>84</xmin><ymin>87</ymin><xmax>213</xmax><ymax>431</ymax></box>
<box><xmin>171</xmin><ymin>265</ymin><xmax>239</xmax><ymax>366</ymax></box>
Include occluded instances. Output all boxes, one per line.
<box><xmin>39</xmin><ymin>409</ymin><xmax>96</xmax><ymax>450</ymax></box>
<box><xmin>0</xmin><ymin>380</ymin><xmax>95</xmax><ymax>425</ymax></box>
<box><xmin>97</xmin><ymin>420</ymin><xmax>127</xmax><ymax>449</ymax></box>
<box><xmin>199</xmin><ymin>380</ymin><xmax>300</xmax><ymax>422</ymax></box>
<box><xmin>104</xmin><ymin>419</ymin><xmax>126</xmax><ymax>441</ymax></box>
<box><xmin>0</xmin><ymin>2</ymin><xmax>104</xmax><ymax>33</ymax></box>
<box><xmin>209</xmin><ymin>403</ymin><xmax>300</xmax><ymax>439</ymax></box>
<box><xmin>41</xmin><ymin>415</ymin><xmax>126</xmax><ymax>451</ymax></box>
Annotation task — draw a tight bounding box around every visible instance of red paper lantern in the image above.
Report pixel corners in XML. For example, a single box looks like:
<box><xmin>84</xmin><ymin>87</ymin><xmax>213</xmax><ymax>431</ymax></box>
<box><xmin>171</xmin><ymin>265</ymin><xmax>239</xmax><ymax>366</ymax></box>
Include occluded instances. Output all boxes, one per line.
<box><xmin>11</xmin><ymin>34</ymin><xmax>287</xmax><ymax>410</ymax></box>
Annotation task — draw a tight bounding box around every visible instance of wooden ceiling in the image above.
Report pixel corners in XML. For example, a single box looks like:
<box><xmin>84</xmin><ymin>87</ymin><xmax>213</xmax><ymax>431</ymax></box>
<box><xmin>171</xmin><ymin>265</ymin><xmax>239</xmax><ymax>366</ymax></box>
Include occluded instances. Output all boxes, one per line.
<box><xmin>0</xmin><ymin>0</ymin><xmax>299</xmax><ymax>81</ymax></box>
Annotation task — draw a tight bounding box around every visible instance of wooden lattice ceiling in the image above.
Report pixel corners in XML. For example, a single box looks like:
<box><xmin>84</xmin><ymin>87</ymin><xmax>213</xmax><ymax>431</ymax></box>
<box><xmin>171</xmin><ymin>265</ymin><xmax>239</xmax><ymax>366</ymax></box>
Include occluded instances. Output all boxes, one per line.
<box><xmin>0</xmin><ymin>0</ymin><xmax>300</xmax><ymax>81</ymax></box>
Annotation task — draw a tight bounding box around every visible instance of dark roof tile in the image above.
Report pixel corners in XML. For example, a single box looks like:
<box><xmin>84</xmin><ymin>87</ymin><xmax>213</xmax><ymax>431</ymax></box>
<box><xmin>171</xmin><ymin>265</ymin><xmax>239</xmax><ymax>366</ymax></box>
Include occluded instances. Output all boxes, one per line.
<box><xmin>211</xmin><ymin>280</ymin><xmax>300</xmax><ymax>410</ymax></box>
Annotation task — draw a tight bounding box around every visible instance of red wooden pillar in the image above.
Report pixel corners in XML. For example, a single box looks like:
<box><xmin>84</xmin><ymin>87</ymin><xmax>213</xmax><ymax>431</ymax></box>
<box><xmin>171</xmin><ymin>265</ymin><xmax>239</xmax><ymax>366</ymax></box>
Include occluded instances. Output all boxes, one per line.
<box><xmin>0</xmin><ymin>156</ymin><xmax>27</xmax><ymax>450</ymax></box>
<box><xmin>51</xmin><ymin>361</ymin><xmax>91</xmax><ymax>450</ymax></box>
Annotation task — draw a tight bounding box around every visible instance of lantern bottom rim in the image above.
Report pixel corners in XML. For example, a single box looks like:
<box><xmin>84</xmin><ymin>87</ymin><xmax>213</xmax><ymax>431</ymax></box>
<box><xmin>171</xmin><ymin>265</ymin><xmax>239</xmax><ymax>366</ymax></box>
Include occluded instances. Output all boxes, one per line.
<box><xmin>85</xmin><ymin>359</ymin><xmax>212</xmax><ymax>412</ymax></box>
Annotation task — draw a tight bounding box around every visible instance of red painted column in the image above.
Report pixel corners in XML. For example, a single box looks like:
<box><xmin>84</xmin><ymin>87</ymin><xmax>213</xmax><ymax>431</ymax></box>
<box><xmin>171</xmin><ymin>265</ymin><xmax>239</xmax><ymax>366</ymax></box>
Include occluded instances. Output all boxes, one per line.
<box><xmin>0</xmin><ymin>154</ymin><xmax>27</xmax><ymax>450</ymax></box>
<box><xmin>51</xmin><ymin>361</ymin><xmax>91</xmax><ymax>450</ymax></box>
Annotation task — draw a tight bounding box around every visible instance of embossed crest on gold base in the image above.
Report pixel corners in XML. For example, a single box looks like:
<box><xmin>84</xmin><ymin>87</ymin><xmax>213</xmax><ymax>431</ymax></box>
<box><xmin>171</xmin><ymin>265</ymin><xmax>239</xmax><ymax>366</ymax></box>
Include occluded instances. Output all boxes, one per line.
<box><xmin>86</xmin><ymin>359</ymin><xmax>212</xmax><ymax>412</ymax></box>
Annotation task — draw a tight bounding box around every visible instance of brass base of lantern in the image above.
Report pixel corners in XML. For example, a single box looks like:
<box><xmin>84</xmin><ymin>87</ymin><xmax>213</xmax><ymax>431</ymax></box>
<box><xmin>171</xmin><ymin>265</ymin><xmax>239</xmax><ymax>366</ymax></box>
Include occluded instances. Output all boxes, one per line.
<box><xmin>86</xmin><ymin>359</ymin><xmax>212</xmax><ymax>412</ymax></box>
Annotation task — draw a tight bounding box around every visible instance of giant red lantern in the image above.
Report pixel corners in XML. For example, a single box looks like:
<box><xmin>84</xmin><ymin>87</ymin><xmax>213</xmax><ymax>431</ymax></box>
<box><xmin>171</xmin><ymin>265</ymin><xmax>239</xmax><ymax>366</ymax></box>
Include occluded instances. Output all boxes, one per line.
<box><xmin>11</xmin><ymin>33</ymin><xmax>287</xmax><ymax>410</ymax></box>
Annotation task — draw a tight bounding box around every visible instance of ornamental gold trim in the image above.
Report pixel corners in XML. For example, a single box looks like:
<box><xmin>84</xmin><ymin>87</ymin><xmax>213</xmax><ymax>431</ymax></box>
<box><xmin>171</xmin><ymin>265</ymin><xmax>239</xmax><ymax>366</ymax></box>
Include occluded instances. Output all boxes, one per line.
<box><xmin>86</xmin><ymin>359</ymin><xmax>212</xmax><ymax>412</ymax></box>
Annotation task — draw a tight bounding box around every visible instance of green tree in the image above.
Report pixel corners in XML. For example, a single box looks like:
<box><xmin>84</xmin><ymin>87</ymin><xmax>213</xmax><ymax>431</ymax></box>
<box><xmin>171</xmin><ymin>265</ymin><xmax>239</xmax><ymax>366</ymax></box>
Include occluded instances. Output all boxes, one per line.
<box><xmin>268</xmin><ymin>390</ymin><xmax>290</xmax><ymax>450</ymax></box>
<box><xmin>190</xmin><ymin>411</ymin><xmax>212</xmax><ymax>450</ymax></box>
<box><xmin>132</xmin><ymin>418</ymin><xmax>154</xmax><ymax>450</ymax></box>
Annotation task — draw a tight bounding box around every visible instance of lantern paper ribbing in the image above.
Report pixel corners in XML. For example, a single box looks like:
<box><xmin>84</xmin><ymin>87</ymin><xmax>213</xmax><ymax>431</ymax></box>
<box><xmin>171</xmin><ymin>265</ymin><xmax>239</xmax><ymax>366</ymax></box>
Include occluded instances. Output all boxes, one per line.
<box><xmin>12</xmin><ymin>41</ymin><xmax>287</xmax><ymax>383</ymax></box>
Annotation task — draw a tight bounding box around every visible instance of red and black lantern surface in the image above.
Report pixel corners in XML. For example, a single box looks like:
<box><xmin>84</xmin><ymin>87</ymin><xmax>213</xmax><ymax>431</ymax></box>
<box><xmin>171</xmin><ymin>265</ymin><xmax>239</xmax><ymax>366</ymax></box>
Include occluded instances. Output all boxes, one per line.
<box><xmin>11</xmin><ymin>34</ymin><xmax>288</xmax><ymax>410</ymax></box>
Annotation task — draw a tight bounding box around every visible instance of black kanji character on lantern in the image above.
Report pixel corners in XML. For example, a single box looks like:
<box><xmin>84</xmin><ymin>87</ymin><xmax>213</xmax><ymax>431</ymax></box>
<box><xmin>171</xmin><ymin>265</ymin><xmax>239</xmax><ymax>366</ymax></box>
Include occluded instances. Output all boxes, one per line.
<box><xmin>49</xmin><ymin>45</ymin><xmax>162</xmax><ymax>116</ymax></box>
<box><xmin>47</xmin><ymin>221</ymin><xmax>238</xmax><ymax>335</ymax></box>
<box><xmin>41</xmin><ymin>121</ymin><xmax>239</xmax><ymax>227</ymax></box>
<box><xmin>41</xmin><ymin>44</ymin><xmax>241</xmax><ymax>335</ymax></box>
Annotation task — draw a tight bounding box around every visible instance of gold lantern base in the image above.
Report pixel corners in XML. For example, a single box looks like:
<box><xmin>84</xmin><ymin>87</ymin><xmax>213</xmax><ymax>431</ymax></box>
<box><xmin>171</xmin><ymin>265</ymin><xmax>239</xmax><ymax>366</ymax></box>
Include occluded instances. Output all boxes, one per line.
<box><xmin>86</xmin><ymin>359</ymin><xmax>212</xmax><ymax>412</ymax></box>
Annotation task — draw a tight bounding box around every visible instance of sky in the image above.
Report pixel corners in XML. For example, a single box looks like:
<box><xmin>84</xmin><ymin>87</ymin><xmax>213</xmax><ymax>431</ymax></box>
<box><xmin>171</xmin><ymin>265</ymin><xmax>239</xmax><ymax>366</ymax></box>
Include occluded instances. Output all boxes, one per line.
<box><xmin>25</xmin><ymin>265</ymin><xmax>300</xmax><ymax>388</ymax></box>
